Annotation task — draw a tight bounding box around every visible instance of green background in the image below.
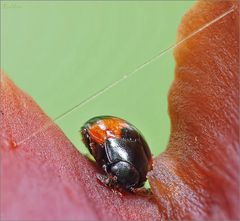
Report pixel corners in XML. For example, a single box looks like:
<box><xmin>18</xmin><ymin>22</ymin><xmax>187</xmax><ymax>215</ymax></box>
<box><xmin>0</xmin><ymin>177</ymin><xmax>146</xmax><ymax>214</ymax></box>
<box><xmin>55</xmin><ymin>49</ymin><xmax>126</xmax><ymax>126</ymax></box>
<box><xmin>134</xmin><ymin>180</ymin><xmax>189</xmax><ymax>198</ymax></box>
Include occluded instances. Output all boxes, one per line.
<box><xmin>1</xmin><ymin>1</ymin><xmax>195</xmax><ymax>156</ymax></box>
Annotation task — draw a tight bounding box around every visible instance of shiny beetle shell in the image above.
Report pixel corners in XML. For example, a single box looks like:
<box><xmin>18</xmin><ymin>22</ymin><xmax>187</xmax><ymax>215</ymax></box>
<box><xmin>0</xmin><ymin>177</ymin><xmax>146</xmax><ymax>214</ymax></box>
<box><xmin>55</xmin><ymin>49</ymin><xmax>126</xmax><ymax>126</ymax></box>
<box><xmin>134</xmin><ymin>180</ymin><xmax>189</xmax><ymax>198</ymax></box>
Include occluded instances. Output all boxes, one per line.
<box><xmin>81</xmin><ymin>116</ymin><xmax>153</xmax><ymax>190</ymax></box>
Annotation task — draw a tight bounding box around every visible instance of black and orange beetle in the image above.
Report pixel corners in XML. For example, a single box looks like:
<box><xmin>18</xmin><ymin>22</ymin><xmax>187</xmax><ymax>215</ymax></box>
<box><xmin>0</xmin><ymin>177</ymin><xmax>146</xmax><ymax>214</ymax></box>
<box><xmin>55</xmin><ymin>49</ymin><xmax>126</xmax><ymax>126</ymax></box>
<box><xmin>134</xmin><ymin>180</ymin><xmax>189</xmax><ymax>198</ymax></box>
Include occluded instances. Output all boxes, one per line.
<box><xmin>81</xmin><ymin>116</ymin><xmax>153</xmax><ymax>191</ymax></box>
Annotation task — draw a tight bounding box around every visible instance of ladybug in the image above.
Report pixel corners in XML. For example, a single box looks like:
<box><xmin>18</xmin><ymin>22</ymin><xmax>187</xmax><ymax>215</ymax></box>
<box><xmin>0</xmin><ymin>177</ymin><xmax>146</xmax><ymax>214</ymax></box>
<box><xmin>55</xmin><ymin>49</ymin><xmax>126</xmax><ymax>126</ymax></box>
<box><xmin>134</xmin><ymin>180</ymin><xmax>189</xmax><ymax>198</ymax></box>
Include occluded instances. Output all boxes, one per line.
<box><xmin>80</xmin><ymin>116</ymin><xmax>153</xmax><ymax>191</ymax></box>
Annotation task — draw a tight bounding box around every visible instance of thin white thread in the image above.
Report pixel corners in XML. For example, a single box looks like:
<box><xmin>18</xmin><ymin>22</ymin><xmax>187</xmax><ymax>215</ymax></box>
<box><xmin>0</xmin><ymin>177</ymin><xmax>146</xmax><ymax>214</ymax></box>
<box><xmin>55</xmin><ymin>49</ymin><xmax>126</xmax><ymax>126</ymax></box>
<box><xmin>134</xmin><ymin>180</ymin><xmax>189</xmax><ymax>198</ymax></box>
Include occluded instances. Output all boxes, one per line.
<box><xmin>16</xmin><ymin>7</ymin><xmax>234</xmax><ymax>146</ymax></box>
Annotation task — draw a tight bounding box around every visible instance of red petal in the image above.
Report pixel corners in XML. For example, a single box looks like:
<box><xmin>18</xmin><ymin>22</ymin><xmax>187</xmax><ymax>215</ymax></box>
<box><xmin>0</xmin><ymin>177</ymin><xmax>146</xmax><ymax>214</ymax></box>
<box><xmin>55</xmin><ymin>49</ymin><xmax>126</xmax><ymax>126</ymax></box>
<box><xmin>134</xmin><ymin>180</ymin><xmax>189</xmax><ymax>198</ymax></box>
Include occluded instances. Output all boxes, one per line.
<box><xmin>149</xmin><ymin>1</ymin><xmax>239</xmax><ymax>220</ymax></box>
<box><xmin>1</xmin><ymin>1</ymin><xmax>239</xmax><ymax>220</ymax></box>
<box><xmin>0</xmin><ymin>73</ymin><xmax>160</xmax><ymax>220</ymax></box>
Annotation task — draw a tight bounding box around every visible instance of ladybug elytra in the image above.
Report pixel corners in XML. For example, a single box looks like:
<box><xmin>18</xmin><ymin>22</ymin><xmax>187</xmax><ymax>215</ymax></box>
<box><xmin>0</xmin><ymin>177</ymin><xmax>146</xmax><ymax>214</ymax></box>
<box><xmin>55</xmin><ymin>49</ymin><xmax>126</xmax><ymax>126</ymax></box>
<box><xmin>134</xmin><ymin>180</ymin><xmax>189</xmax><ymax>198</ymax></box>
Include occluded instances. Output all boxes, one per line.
<box><xmin>81</xmin><ymin>116</ymin><xmax>153</xmax><ymax>191</ymax></box>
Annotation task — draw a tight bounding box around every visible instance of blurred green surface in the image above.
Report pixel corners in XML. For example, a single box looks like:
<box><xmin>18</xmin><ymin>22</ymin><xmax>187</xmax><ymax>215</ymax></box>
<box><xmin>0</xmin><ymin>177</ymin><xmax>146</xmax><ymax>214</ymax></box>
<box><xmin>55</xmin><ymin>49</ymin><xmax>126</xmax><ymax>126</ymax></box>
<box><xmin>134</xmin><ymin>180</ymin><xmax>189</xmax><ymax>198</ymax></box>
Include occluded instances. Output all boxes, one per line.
<box><xmin>1</xmin><ymin>1</ymin><xmax>195</xmax><ymax>156</ymax></box>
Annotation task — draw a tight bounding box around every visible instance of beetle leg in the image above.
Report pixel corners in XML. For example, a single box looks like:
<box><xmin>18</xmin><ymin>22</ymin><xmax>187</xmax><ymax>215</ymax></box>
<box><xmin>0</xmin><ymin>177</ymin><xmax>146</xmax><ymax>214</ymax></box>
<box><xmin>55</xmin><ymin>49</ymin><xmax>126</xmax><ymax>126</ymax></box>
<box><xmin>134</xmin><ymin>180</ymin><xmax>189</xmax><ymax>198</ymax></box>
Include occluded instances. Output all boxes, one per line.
<box><xmin>129</xmin><ymin>186</ymin><xmax>152</xmax><ymax>196</ymax></box>
<box><xmin>102</xmin><ymin>164</ymin><xmax>108</xmax><ymax>173</ymax></box>
<box><xmin>111</xmin><ymin>188</ymin><xmax>123</xmax><ymax>197</ymax></box>
<box><xmin>108</xmin><ymin>176</ymin><xmax>124</xmax><ymax>197</ymax></box>
<box><xmin>96</xmin><ymin>173</ymin><xmax>118</xmax><ymax>187</ymax></box>
<box><xmin>96</xmin><ymin>173</ymin><xmax>125</xmax><ymax>196</ymax></box>
<box><xmin>96</xmin><ymin>173</ymin><xmax>110</xmax><ymax>186</ymax></box>
<box><xmin>112</xmin><ymin>175</ymin><xmax>118</xmax><ymax>182</ymax></box>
